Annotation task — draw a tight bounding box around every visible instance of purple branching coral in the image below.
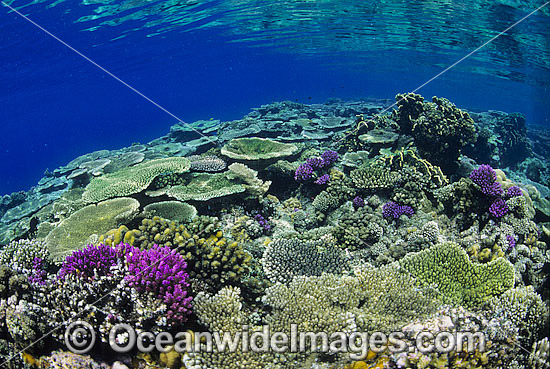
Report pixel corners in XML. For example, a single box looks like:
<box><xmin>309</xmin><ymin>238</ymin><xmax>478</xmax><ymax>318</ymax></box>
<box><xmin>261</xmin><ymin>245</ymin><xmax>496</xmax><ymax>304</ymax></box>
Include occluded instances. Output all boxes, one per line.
<box><xmin>489</xmin><ymin>198</ymin><xmax>509</xmax><ymax>218</ymax></box>
<box><xmin>306</xmin><ymin>157</ymin><xmax>325</xmax><ymax>170</ymax></box>
<box><xmin>506</xmin><ymin>234</ymin><xmax>516</xmax><ymax>250</ymax></box>
<box><xmin>125</xmin><ymin>244</ymin><xmax>192</xmax><ymax>324</ymax></box>
<box><xmin>294</xmin><ymin>150</ymin><xmax>339</xmax><ymax>183</ymax></box>
<box><xmin>382</xmin><ymin>201</ymin><xmax>414</xmax><ymax>219</ymax></box>
<box><xmin>352</xmin><ymin>196</ymin><xmax>365</xmax><ymax>209</ymax></box>
<box><xmin>506</xmin><ymin>185</ymin><xmax>523</xmax><ymax>198</ymax></box>
<box><xmin>469</xmin><ymin>164</ymin><xmax>504</xmax><ymax>197</ymax></box>
<box><xmin>294</xmin><ymin>163</ymin><xmax>314</xmax><ymax>181</ymax></box>
<box><xmin>28</xmin><ymin>257</ymin><xmax>47</xmax><ymax>286</ymax></box>
<box><xmin>58</xmin><ymin>243</ymin><xmax>133</xmax><ymax>281</ymax></box>
<box><xmin>321</xmin><ymin>150</ymin><xmax>339</xmax><ymax>166</ymax></box>
<box><xmin>254</xmin><ymin>213</ymin><xmax>271</xmax><ymax>232</ymax></box>
<box><xmin>314</xmin><ymin>174</ymin><xmax>330</xmax><ymax>185</ymax></box>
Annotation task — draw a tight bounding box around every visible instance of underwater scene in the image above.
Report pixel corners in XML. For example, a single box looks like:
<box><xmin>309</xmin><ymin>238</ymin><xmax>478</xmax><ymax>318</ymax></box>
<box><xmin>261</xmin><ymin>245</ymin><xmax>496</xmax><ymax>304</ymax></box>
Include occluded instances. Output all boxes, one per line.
<box><xmin>1</xmin><ymin>0</ymin><xmax>550</xmax><ymax>368</ymax></box>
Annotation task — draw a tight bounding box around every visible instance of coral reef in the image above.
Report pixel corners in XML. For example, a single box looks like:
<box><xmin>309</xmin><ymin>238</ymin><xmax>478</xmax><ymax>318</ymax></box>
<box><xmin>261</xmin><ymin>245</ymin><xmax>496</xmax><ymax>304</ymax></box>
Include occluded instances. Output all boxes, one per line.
<box><xmin>0</xmin><ymin>97</ymin><xmax>548</xmax><ymax>369</ymax></box>
<box><xmin>400</xmin><ymin>242</ymin><xmax>515</xmax><ymax>308</ymax></box>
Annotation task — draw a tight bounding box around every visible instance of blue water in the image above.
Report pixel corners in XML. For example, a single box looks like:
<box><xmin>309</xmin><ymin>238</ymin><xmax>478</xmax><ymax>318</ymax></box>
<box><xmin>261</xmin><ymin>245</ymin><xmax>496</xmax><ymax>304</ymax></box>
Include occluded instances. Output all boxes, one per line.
<box><xmin>1</xmin><ymin>0</ymin><xmax>549</xmax><ymax>195</ymax></box>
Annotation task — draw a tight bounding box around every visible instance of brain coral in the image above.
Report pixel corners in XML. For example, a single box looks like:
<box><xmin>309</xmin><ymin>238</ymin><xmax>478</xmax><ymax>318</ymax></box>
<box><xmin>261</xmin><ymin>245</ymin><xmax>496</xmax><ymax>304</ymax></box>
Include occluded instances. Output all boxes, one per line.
<box><xmin>399</xmin><ymin>242</ymin><xmax>514</xmax><ymax>308</ymax></box>
<box><xmin>82</xmin><ymin>157</ymin><xmax>190</xmax><ymax>203</ymax></box>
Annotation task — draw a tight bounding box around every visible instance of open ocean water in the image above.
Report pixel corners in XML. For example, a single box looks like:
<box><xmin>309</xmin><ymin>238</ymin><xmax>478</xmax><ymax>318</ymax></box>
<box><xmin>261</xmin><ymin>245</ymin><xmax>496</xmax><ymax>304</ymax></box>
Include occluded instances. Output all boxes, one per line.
<box><xmin>0</xmin><ymin>1</ymin><xmax>549</xmax><ymax>368</ymax></box>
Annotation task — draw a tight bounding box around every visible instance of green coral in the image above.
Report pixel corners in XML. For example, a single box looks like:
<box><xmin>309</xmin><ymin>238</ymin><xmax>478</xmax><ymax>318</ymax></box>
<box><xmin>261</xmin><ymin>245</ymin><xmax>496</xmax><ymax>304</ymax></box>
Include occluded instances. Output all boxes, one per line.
<box><xmin>148</xmin><ymin>172</ymin><xmax>245</xmax><ymax>202</ymax></box>
<box><xmin>350</xmin><ymin>164</ymin><xmax>400</xmax><ymax>190</ymax></box>
<box><xmin>131</xmin><ymin>216</ymin><xmax>251</xmax><ymax>291</ymax></box>
<box><xmin>393</xmin><ymin>93</ymin><xmax>477</xmax><ymax>171</ymax></box>
<box><xmin>261</xmin><ymin>238</ymin><xmax>349</xmax><ymax>284</ymax></box>
<box><xmin>82</xmin><ymin>157</ymin><xmax>190</xmax><ymax>203</ymax></box>
<box><xmin>45</xmin><ymin>197</ymin><xmax>140</xmax><ymax>261</ymax></box>
<box><xmin>143</xmin><ymin>201</ymin><xmax>197</xmax><ymax>223</ymax></box>
<box><xmin>221</xmin><ymin>137</ymin><xmax>298</xmax><ymax>161</ymax></box>
<box><xmin>263</xmin><ymin>265</ymin><xmax>440</xmax><ymax>337</ymax></box>
<box><xmin>400</xmin><ymin>242</ymin><xmax>515</xmax><ymax>308</ymax></box>
<box><xmin>333</xmin><ymin>206</ymin><xmax>385</xmax><ymax>251</ymax></box>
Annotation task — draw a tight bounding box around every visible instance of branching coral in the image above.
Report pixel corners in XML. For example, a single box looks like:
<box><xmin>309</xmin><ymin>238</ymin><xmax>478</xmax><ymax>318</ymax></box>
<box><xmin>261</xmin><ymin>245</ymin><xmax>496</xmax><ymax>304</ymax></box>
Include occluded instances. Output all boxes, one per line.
<box><xmin>400</xmin><ymin>242</ymin><xmax>515</xmax><ymax>308</ymax></box>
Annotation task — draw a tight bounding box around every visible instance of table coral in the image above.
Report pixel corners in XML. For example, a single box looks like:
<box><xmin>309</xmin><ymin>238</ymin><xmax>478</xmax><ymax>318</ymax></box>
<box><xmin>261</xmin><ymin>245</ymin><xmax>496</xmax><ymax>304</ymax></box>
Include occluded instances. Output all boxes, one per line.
<box><xmin>82</xmin><ymin>157</ymin><xmax>190</xmax><ymax>203</ymax></box>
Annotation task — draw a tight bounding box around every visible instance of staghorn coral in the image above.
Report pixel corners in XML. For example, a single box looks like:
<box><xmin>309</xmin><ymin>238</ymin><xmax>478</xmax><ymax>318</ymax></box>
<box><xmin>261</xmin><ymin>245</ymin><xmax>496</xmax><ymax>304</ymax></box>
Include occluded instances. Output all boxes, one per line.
<box><xmin>261</xmin><ymin>238</ymin><xmax>349</xmax><ymax>284</ymax></box>
<box><xmin>486</xmin><ymin>286</ymin><xmax>548</xmax><ymax>346</ymax></box>
<box><xmin>0</xmin><ymin>239</ymin><xmax>49</xmax><ymax>273</ymax></box>
<box><xmin>400</xmin><ymin>242</ymin><xmax>515</xmax><ymax>308</ymax></box>
<box><xmin>82</xmin><ymin>157</ymin><xmax>190</xmax><ymax>203</ymax></box>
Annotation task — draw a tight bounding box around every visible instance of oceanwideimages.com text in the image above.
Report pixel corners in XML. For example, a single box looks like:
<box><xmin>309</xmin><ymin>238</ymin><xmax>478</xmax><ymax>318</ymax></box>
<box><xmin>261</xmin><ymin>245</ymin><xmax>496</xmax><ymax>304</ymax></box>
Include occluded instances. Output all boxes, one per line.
<box><xmin>66</xmin><ymin>321</ymin><xmax>486</xmax><ymax>359</ymax></box>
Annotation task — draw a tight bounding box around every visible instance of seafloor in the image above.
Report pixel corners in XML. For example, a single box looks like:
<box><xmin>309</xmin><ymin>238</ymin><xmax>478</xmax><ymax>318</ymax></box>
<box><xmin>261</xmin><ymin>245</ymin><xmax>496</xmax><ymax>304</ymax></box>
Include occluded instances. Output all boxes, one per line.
<box><xmin>0</xmin><ymin>93</ymin><xmax>549</xmax><ymax>368</ymax></box>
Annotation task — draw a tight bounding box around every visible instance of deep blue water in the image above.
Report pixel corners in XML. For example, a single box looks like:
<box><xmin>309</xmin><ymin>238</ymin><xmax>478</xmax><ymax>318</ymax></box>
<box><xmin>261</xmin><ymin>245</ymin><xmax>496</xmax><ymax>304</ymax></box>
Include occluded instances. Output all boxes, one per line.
<box><xmin>1</xmin><ymin>0</ymin><xmax>549</xmax><ymax>195</ymax></box>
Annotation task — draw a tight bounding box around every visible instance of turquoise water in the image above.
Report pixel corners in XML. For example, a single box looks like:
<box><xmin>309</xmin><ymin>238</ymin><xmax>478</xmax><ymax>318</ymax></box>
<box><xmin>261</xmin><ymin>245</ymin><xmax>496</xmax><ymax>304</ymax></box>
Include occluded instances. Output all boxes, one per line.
<box><xmin>0</xmin><ymin>0</ymin><xmax>549</xmax><ymax>194</ymax></box>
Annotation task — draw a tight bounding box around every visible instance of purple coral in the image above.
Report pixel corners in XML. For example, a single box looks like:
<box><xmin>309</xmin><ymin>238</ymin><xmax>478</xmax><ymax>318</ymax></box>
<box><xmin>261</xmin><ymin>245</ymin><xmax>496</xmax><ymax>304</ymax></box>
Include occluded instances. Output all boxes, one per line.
<box><xmin>58</xmin><ymin>243</ymin><xmax>134</xmax><ymax>281</ymax></box>
<box><xmin>469</xmin><ymin>164</ymin><xmax>504</xmax><ymax>197</ymax></box>
<box><xmin>321</xmin><ymin>150</ymin><xmax>339</xmax><ymax>166</ymax></box>
<box><xmin>352</xmin><ymin>196</ymin><xmax>365</xmax><ymax>209</ymax></box>
<box><xmin>506</xmin><ymin>234</ymin><xmax>516</xmax><ymax>250</ymax></box>
<box><xmin>254</xmin><ymin>213</ymin><xmax>271</xmax><ymax>231</ymax></box>
<box><xmin>314</xmin><ymin>174</ymin><xmax>330</xmax><ymax>185</ymax></box>
<box><xmin>294</xmin><ymin>163</ymin><xmax>314</xmax><ymax>181</ymax></box>
<box><xmin>506</xmin><ymin>186</ymin><xmax>523</xmax><ymax>198</ymax></box>
<box><xmin>294</xmin><ymin>150</ymin><xmax>339</xmax><ymax>183</ymax></box>
<box><xmin>489</xmin><ymin>198</ymin><xmax>509</xmax><ymax>218</ymax></box>
<box><xmin>125</xmin><ymin>244</ymin><xmax>192</xmax><ymax>324</ymax></box>
<box><xmin>306</xmin><ymin>157</ymin><xmax>325</xmax><ymax>170</ymax></box>
<box><xmin>382</xmin><ymin>201</ymin><xmax>414</xmax><ymax>219</ymax></box>
<box><xmin>28</xmin><ymin>257</ymin><xmax>47</xmax><ymax>286</ymax></box>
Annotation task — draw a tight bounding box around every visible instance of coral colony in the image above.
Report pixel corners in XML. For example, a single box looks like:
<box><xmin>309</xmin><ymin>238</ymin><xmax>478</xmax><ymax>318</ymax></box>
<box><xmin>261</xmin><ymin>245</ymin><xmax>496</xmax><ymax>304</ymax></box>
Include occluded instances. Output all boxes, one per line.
<box><xmin>0</xmin><ymin>95</ymin><xmax>548</xmax><ymax>368</ymax></box>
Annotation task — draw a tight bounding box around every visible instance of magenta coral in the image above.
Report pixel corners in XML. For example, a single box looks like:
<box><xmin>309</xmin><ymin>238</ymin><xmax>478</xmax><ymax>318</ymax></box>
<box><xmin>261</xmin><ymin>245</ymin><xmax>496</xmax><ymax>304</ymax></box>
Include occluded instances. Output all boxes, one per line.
<box><xmin>58</xmin><ymin>243</ymin><xmax>134</xmax><ymax>281</ymax></box>
<box><xmin>321</xmin><ymin>150</ymin><xmax>339</xmax><ymax>166</ymax></box>
<box><xmin>125</xmin><ymin>244</ymin><xmax>192</xmax><ymax>324</ymax></box>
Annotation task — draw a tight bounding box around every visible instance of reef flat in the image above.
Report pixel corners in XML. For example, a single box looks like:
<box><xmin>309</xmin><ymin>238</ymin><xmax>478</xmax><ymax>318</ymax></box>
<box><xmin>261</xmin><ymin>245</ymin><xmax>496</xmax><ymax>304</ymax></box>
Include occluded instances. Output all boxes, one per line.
<box><xmin>0</xmin><ymin>94</ymin><xmax>549</xmax><ymax>368</ymax></box>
